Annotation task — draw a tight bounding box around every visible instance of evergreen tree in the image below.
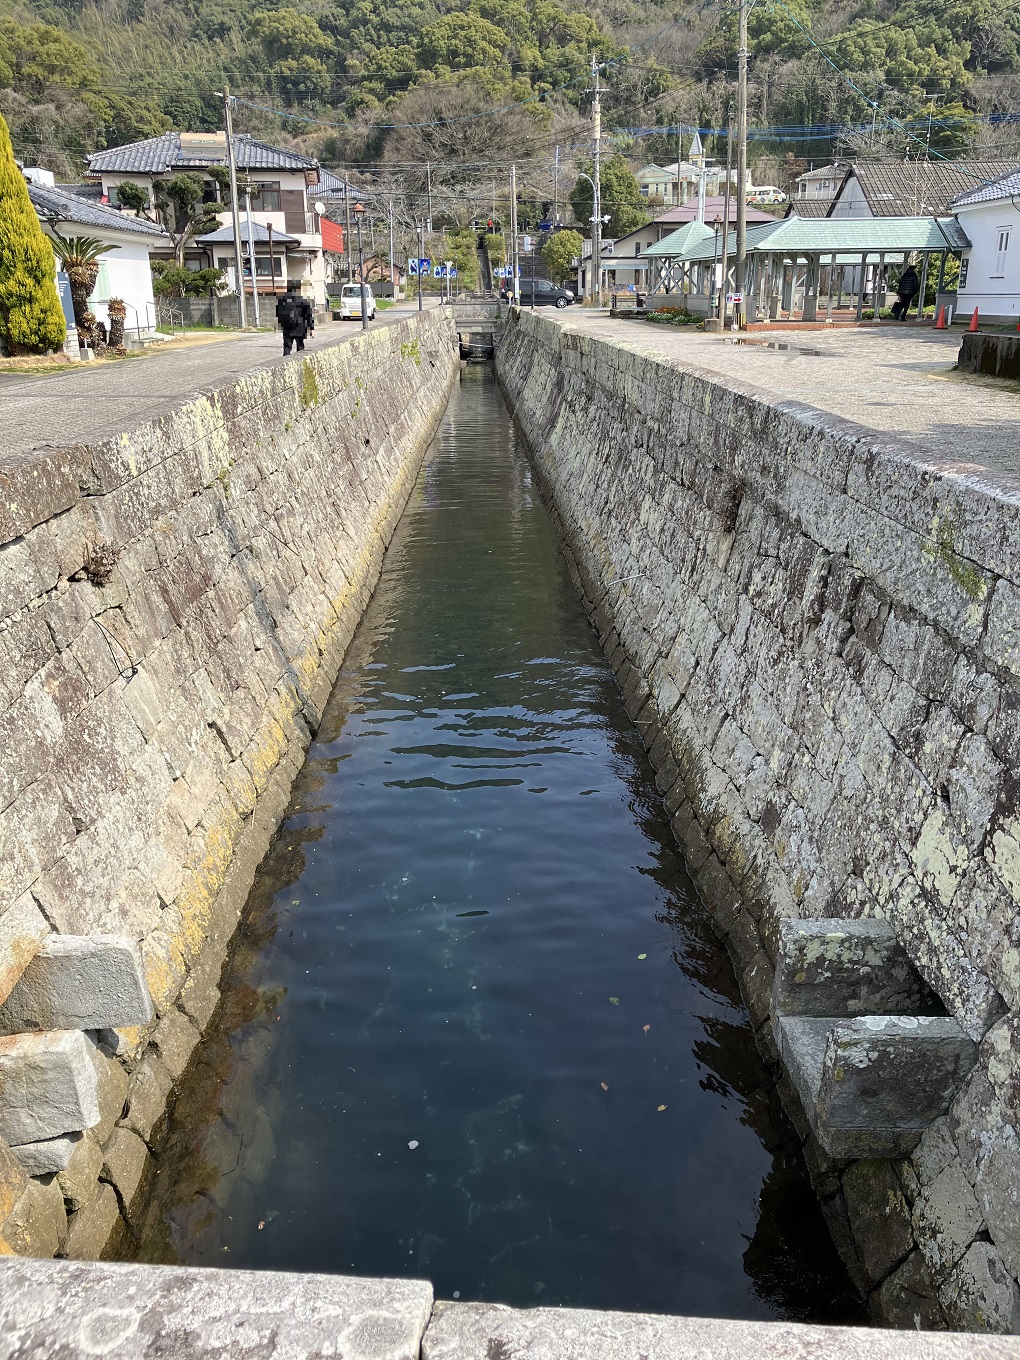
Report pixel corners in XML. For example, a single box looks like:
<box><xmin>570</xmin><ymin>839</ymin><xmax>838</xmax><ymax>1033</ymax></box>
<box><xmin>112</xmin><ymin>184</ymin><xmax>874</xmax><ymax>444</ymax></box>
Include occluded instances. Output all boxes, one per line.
<box><xmin>0</xmin><ymin>114</ymin><xmax>66</xmax><ymax>355</ymax></box>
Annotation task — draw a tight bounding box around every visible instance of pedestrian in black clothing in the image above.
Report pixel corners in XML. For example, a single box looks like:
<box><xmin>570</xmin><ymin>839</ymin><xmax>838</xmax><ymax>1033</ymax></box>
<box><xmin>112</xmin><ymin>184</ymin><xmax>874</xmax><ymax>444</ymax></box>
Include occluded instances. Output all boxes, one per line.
<box><xmin>276</xmin><ymin>281</ymin><xmax>314</xmax><ymax>355</ymax></box>
<box><xmin>892</xmin><ymin>264</ymin><xmax>919</xmax><ymax>320</ymax></box>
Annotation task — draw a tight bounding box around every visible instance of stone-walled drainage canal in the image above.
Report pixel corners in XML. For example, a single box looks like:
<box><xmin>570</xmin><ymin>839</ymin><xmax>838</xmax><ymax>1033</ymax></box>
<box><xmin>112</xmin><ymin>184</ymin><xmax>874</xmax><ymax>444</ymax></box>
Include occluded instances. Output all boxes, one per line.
<box><xmin>128</xmin><ymin>366</ymin><xmax>861</xmax><ymax>1323</ymax></box>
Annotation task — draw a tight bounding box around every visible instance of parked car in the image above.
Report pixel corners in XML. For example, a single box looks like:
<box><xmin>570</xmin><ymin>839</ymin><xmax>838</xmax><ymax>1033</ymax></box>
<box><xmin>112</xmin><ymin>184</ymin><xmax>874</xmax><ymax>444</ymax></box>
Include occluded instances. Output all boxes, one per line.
<box><xmin>747</xmin><ymin>186</ymin><xmax>787</xmax><ymax>204</ymax></box>
<box><xmin>501</xmin><ymin>278</ymin><xmax>575</xmax><ymax>308</ymax></box>
<box><xmin>337</xmin><ymin>283</ymin><xmax>376</xmax><ymax>320</ymax></box>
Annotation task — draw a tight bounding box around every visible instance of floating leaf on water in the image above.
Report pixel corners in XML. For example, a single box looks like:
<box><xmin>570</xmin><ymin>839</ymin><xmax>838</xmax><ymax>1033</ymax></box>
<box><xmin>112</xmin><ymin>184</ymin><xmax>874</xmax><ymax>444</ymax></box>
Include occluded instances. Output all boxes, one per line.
<box><xmin>600</xmin><ymin>1082</ymin><xmax>609</xmax><ymax>1091</ymax></box>
<box><xmin>657</xmin><ymin>1104</ymin><xmax>667</xmax><ymax>1112</ymax></box>
<box><xmin>408</xmin><ymin>1140</ymin><xmax>419</xmax><ymax>1149</ymax></box>
<box><xmin>642</xmin><ymin>1024</ymin><xmax>651</xmax><ymax>1034</ymax></box>
<box><xmin>637</xmin><ymin>953</ymin><xmax>647</xmax><ymax>960</ymax></box>
<box><xmin>609</xmin><ymin>996</ymin><xmax>620</xmax><ymax>1005</ymax></box>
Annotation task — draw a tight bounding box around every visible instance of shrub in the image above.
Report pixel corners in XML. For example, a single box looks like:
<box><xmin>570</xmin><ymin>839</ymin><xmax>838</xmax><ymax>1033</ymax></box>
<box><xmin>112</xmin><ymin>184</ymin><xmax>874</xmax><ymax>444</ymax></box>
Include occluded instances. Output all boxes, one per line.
<box><xmin>151</xmin><ymin>260</ymin><xmax>225</xmax><ymax>297</ymax></box>
<box><xmin>645</xmin><ymin>306</ymin><xmax>700</xmax><ymax>326</ymax></box>
<box><xmin>0</xmin><ymin>114</ymin><xmax>66</xmax><ymax>354</ymax></box>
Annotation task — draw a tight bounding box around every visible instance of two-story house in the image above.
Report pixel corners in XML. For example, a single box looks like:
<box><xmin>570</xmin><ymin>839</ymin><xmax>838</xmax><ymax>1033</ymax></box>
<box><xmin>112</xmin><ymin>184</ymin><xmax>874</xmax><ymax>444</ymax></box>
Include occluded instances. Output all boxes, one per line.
<box><xmin>84</xmin><ymin>132</ymin><xmax>331</xmax><ymax>307</ymax></box>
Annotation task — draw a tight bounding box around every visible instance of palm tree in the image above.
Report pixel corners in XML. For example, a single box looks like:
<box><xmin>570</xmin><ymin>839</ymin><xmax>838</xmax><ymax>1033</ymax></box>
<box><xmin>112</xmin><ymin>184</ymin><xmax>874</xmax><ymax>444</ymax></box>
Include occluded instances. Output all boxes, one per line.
<box><xmin>47</xmin><ymin>233</ymin><xmax>117</xmax><ymax>334</ymax></box>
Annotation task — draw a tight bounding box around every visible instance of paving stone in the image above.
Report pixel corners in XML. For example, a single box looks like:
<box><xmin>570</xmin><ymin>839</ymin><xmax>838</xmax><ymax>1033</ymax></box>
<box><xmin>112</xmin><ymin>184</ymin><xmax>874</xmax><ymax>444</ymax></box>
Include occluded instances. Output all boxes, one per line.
<box><xmin>1</xmin><ymin>1175</ymin><xmax>67</xmax><ymax>1258</ymax></box>
<box><xmin>874</xmin><ymin>1249</ymin><xmax>948</xmax><ymax>1331</ymax></box>
<box><xmin>422</xmin><ymin>1298</ymin><xmax>1020</xmax><ymax>1359</ymax></box>
<box><xmin>0</xmin><ymin>1030</ymin><xmax>100</xmax><ymax>1145</ymax></box>
<box><xmin>120</xmin><ymin>1054</ymin><xmax>173</xmax><ymax>1145</ymax></box>
<box><xmin>841</xmin><ymin>1158</ymin><xmax>915</xmax><ymax>1286</ymax></box>
<box><xmin>59</xmin><ymin>1183</ymin><xmax>122</xmax><ymax>1262</ymax></box>
<box><xmin>0</xmin><ymin>898</ymin><xmax>49</xmax><ymax>1009</ymax></box>
<box><xmin>102</xmin><ymin>1126</ymin><xmax>149</xmax><ymax>1213</ymax></box>
<box><xmin>974</xmin><ymin>1124</ymin><xmax>1020</xmax><ymax>1282</ymax></box>
<box><xmin>9</xmin><ymin>1132</ymin><xmax>81</xmax><ymax>1177</ymax></box>
<box><xmin>0</xmin><ymin>935</ymin><xmax>154</xmax><ymax>1037</ymax></box>
<box><xmin>56</xmin><ymin>1133</ymin><xmax>104</xmax><ymax>1213</ymax></box>
<box><xmin>940</xmin><ymin>1241</ymin><xmax>1020</xmax><ymax>1334</ymax></box>
<box><xmin>89</xmin><ymin>1040</ymin><xmax>130</xmax><ymax>1146</ymax></box>
<box><xmin>0</xmin><ymin>1258</ymin><xmax>433</xmax><ymax>1358</ymax></box>
<box><xmin>912</xmin><ymin>1162</ymin><xmax>985</xmax><ymax>1282</ymax></box>
<box><xmin>151</xmin><ymin>1010</ymin><xmax>201</xmax><ymax>1083</ymax></box>
<box><xmin>0</xmin><ymin>1136</ymin><xmax>28</xmax><ymax>1225</ymax></box>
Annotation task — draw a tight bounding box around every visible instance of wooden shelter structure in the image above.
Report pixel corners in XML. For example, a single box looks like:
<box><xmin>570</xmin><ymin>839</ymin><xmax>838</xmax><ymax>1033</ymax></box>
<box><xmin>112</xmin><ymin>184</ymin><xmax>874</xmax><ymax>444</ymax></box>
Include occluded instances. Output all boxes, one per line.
<box><xmin>643</xmin><ymin>215</ymin><xmax>971</xmax><ymax>322</ymax></box>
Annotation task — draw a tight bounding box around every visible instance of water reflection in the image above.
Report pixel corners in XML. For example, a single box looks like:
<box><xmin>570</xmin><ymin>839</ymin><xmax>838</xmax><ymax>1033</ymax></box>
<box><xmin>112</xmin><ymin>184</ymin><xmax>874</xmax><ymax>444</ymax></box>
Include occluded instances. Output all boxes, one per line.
<box><xmin>127</xmin><ymin>367</ymin><xmax>860</xmax><ymax>1323</ymax></box>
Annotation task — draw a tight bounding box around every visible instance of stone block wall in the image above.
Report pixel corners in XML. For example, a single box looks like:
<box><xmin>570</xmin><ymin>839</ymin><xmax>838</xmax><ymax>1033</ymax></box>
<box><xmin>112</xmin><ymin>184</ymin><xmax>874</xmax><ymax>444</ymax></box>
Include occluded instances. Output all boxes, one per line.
<box><xmin>496</xmin><ymin>310</ymin><xmax>1020</xmax><ymax>1332</ymax></box>
<box><xmin>0</xmin><ymin>309</ymin><xmax>457</xmax><ymax>1254</ymax></box>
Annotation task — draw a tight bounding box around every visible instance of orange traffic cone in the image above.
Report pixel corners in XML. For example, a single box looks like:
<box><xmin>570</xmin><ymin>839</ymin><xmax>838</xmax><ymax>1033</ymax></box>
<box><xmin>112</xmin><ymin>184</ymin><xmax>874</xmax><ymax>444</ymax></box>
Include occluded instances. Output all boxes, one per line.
<box><xmin>934</xmin><ymin>305</ymin><xmax>946</xmax><ymax>329</ymax></box>
<box><xmin>968</xmin><ymin>307</ymin><xmax>980</xmax><ymax>332</ymax></box>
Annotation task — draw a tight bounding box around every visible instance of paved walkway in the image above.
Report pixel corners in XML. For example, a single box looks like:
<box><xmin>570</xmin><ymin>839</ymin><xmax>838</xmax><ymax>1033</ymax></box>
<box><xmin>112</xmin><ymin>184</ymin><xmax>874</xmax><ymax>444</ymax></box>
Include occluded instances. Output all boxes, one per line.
<box><xmin>554</xmin><ymin>313</ymin><xmax>1020</xmax><ymax>483</ymax></box>
<box><xmin>0</xmin><ymin>306</ymin><xmax>424</xmax><ymax>460</ymax></box>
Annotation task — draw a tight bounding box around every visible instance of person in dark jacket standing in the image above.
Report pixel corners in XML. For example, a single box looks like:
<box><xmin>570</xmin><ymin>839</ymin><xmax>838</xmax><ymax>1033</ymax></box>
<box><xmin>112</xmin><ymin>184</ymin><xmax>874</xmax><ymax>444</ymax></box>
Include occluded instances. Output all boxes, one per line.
<box><xmin>276</xmin><ymin>281</ymin><xmax>314</xmax><ymax>355</ymax></box>
<box><xmin>892</xmin><ymin>264</ymin><xmax>919</xmax><ymax>320</ymax></box>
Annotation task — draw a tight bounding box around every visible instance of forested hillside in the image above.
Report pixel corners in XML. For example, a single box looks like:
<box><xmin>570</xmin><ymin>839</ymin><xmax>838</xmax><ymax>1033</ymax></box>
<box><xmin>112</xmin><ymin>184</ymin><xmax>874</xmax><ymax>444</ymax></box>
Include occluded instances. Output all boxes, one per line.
<box><xmin>2</xmin><ymin>0</ymin><xmax>1019</xmax><ymax>186</ymax></box>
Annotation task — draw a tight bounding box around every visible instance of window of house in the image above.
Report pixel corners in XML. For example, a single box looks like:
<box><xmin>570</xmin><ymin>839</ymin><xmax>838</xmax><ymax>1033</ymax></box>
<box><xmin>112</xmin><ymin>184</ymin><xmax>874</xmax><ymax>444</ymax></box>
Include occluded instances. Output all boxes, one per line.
<box><xmin>798</xmin><ymin>182</ymin><xmax>806</xmax><ymax>196</ymax></box>
<box><xmin>249</xmin><ymin>182</ymin><xmax>282</xmax><ymax>211</ymax></box>
<box><xmin>640</xmin><ymin>185</ymin><xmax>649</xmax><ymax>195</ymax></box>
<box><xmin>994</xmin><ymin>226</ymin><xmax>1010</xmax><ymax>276</ymax></box>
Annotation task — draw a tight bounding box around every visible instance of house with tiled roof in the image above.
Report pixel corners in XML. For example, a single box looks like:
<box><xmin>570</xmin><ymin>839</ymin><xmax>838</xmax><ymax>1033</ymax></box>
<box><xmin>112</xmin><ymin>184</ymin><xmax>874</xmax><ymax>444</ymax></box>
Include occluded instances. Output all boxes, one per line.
<box><xmin>828</xmin><ymin>160</ymin><xmax>1015</xmax><ymax>218</ymax></box>
<box><xmin>950</xmin><ymin>167</ymin><xmax>1020</xmax><ymax>326</ymax></box>
<box><xmin>25</xmin><ymin>167</ymin><xmax>169</xmax><ymax>341</ymax></box>
<box><xmin>84</xmin><ymin>132</ymin><xmax>335</xmax><ymax>306</ymax></box>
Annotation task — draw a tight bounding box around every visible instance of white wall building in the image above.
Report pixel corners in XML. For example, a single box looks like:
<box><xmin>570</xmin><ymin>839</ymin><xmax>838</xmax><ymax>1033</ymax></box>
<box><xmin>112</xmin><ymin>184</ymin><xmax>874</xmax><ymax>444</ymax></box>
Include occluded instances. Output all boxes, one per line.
<box><xmin>84</xmin><ymin>132</ymin><xmax>333</xmax><ymax>308</ymax></box>
<box><xmin>952</xmin><ymin>169</ymin><xmax>1020</xmax><ymax>326</ymax></box>
<box><xmin>26</xmin><ymin>170</ymin><xmax>169</xmax><ymax>341</ymax></box>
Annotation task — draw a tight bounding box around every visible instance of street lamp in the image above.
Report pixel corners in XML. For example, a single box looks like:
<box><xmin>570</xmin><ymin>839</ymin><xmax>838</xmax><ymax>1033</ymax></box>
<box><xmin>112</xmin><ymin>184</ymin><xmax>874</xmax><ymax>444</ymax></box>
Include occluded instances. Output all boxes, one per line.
<box><xmin>353</xmin><ymin>202</ymin><xmax>369</xmax><ymax>331</ymax></box>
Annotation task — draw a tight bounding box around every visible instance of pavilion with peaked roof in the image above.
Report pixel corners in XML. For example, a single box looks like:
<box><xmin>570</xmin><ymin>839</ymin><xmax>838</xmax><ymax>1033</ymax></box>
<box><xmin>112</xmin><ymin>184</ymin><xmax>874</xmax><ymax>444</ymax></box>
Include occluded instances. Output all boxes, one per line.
<box><xmin>642</xmin><ymin>214</ymin><xmax>970</xmax><ymax>322</ymax></box>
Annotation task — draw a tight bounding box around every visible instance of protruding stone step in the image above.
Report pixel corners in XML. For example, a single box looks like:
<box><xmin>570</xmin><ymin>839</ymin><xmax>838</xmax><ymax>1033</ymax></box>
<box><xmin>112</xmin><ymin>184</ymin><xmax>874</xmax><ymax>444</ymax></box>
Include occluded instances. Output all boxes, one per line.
<box><xmin>777</xmin><ymin>1014</ymin><xmax>978</xmax><ymax>1159</ymax></box>
<box><xmin>773</xmin><ymin>918</ymin><xmax>940</xmax><ymax>1018</ymax></box>
<box><xmin>0</xmin><ymin>1031</ymin><xmax>101</xmax><ymax>1146</ymax></box>
<box><xmin>0</xmin><ymin>936</ymin><xmax>153</xmax><ymax>1037</ymax></box>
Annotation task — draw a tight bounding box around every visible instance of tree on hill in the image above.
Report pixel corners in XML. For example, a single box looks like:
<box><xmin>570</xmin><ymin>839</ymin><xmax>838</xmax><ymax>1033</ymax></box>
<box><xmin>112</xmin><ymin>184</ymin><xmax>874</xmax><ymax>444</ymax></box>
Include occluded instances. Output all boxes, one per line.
<box><xmin>542</xmin><ymin>228</ymin><xmax>582</xmax><ymax>282</ymax></box>
<box><xmin>569</xmin><ymin>156</ymin><xmax>649</xmax><ymax>239</ymax></box>
<box><xmin>0</xmin><ymin>115</ymin><xmax>66</xmax><ymax>355</ymax></box>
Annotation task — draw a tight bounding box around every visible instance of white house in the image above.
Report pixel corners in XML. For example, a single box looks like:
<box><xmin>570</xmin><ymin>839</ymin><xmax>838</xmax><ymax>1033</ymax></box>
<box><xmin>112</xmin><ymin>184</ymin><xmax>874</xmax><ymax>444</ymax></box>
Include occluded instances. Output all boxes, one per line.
<box><xmin>952</xmin><ymin>169</ymin><xmax>1020</xmax><ymax>326</ymax></box>
<box><xmin>26</xmin><ymin>170</ymin><xmax>169</xmax><ymax>341</ymax></box>
<box><xmin>828</xmin><ymin>160</ymin><xmax>1015</xmax><ymax>219</ymax></box>
<box><xmin>84</xmin><ymin>132</ymin><xmax>332</xmax><ymax>308</ymax></box>
<box><xmin>793</xmin><ymin>163</ymin><xmax>845</xmax><ymax>204</ymax></box>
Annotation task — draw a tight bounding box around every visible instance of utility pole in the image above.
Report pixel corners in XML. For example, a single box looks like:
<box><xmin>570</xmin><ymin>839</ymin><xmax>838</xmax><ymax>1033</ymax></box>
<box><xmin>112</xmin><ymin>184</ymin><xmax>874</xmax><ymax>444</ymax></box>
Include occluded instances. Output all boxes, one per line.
<box><xmin>509</xmin><ymin>163</ymin><xmax>520</xmax><ymax>304</ymax></box>
<box><xmin>243</xmin><ymin>178</ymin><xmax>260</xmax><ymax>327</ymax></box>
<box><xmin>735</xmin><ymin>0</ymin><xmax>748</xmax><ymax>328</ymax></box>
<box><xmin>388</xmin><ymin>198</ymin><xmax>395</xmax><ymax>295</ymax></box>
<box><xmin>219</xmin><ymin>85</ymin><xmax>247</xmax><ymax>328</ymax></box>
<box><xmin>553</xmin><ymin>145</ymin><xmax>560</xmax><ymax>224</ymax></box>
<box><xmin>677</xmin><ymin>118</ymin><xmax>683</xmax><ymax>205</ymax></box>
<box><xmin>591</xmin><ymin>53</ymin><xmax>603</xmax><ymax>306</ymax></box>
<box><xmin>720</xmin><ymin>129</ymin><xmax>732</xmax><ymax>327</ymax></box>
<box><xmin>344</xmin><ymin>180</ymin><xmax>353</xmax><ymax>282</ymax></box>
<box><xmin>426</xmin><ymin>162</ymin><xmax>433</xmax><ymax>233</ymax></box>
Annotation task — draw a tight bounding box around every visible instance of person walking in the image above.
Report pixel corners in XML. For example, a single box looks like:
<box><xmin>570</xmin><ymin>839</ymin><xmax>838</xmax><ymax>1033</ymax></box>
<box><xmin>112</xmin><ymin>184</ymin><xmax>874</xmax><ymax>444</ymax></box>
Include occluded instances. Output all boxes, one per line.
<box><xmin>276</xmin><ymin>281</ymin><xmax>314</xmax><ymax>355</ymax></box>
<box><xmin>892</xmin><ymin>264</ymin><xmax>919</xmax><ymax>321</ymax></box>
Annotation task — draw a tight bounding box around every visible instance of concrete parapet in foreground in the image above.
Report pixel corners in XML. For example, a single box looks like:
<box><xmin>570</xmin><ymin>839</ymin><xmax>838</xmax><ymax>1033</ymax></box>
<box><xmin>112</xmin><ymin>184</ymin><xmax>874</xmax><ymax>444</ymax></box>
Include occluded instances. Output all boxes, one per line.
<box><xmin>1</xmin><ymin>1259</ymin><xmax>1019</xmax><ymax>1359</ymax></box>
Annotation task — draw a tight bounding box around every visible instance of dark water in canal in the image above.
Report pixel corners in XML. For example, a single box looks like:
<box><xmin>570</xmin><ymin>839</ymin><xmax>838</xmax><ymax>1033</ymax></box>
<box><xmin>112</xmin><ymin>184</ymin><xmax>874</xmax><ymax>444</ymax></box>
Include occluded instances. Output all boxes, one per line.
<box><xmin>131</xmin><ymin>366</ymin><xmax>860</xmax><ymax>1322</ymax></box>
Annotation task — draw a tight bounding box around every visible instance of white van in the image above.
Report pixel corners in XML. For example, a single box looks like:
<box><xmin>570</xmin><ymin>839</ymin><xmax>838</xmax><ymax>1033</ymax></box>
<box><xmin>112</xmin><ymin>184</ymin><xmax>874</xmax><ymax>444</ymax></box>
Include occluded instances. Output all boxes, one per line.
<box><xmin>338</xmin><ymin>283</ymin><xmax>376</xmax><ymax>320</ymax></box>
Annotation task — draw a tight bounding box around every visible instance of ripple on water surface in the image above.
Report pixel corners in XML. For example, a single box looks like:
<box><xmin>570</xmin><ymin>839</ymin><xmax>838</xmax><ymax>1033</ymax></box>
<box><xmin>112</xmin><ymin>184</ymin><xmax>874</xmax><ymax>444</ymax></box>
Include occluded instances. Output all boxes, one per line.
<box><xmin>129</xmin><ymin>367</ymin><xmax>861</xmax><ymax>1324</ymax></box>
